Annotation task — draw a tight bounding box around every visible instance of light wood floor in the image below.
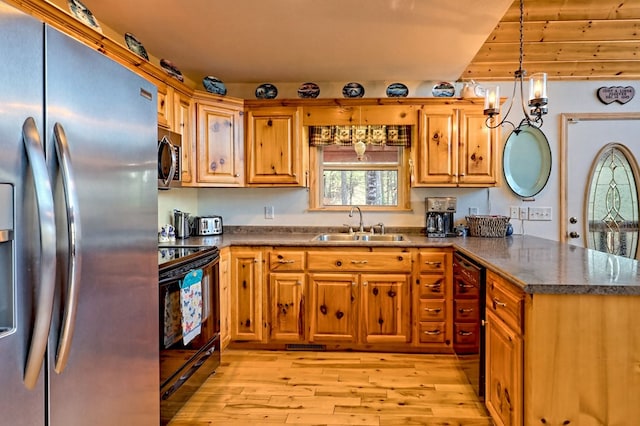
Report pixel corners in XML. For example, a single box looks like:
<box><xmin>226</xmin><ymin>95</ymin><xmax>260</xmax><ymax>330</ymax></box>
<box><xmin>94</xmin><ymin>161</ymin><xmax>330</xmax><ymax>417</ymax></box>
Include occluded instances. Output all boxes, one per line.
<box><xmin>168</xmin><ymin>349</ymin><xmax>493</xmax><ymax>425</ymax></box>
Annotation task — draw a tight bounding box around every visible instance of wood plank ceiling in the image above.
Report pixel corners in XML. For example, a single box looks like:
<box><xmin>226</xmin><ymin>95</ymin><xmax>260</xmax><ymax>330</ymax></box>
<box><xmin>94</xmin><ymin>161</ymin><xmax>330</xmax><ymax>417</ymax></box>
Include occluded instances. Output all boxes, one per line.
<box><xmin>461</xmin><ymin>0</ymin><xmax>640</xmax><ymax>81</ymax></box>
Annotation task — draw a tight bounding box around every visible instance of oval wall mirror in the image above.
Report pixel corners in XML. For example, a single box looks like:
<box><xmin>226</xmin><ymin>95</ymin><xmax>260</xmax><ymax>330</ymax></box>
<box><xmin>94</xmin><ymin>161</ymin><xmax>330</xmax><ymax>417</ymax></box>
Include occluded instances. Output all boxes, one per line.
<box><xmin>502</xmin><ymin>124</ymin><xmax>552</xmax><ymax>198</ymax></box>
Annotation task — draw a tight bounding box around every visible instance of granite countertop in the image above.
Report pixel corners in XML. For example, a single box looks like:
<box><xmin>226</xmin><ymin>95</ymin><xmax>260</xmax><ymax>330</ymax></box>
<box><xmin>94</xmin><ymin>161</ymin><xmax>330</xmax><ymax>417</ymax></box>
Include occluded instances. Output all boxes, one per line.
<box><xmin>164</xmin><ymin>227</ymin><xmax>640</xmax><ymax>296</ymax></box>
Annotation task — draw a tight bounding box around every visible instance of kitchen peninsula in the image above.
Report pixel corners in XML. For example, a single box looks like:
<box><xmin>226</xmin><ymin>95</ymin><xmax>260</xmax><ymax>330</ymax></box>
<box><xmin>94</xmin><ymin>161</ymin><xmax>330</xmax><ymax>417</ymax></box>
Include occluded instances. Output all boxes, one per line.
<box><xmin>176</xmin><ymin>229</ymin><xmax>640</xmax><ymax>425</ymax></box>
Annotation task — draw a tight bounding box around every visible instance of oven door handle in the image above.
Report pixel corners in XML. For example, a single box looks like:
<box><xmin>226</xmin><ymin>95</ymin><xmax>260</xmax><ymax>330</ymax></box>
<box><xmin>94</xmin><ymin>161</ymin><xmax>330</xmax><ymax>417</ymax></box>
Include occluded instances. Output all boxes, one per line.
<box><xmin>22</xmin><ymin>117</ymin><xmax>57</xmax><ymax>390</ymax></box>
<box><xmin>52</xmin><ymin>123</ymin><xmax>83</xmax><ymax>375</ymax></box>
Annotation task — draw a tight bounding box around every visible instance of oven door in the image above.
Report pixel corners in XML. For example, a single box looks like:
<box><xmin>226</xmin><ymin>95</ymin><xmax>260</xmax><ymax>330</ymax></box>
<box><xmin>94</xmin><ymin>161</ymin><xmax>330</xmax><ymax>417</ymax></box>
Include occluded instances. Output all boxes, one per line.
<box><xmin>159</xmin><ymin>253</ymin><xmax>219</xmax><ymax>424</ymax></box>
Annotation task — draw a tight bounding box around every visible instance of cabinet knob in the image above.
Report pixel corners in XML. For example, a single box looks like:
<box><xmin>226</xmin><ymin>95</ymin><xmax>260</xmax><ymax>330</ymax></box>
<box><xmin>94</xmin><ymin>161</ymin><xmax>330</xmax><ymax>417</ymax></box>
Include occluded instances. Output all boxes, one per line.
<box><xmin>424</xmin><ymin>329</ymin><xmax>441</xmax><ymax>335</ymax></box>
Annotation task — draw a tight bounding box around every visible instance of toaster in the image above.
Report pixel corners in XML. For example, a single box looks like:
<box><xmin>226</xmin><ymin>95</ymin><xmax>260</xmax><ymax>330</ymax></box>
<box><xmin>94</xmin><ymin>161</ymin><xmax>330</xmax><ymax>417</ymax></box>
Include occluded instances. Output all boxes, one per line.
<box><xmin>194</xmin><ymin>215</ymin><xmax>223</xmax><ymax>235</ymax></box>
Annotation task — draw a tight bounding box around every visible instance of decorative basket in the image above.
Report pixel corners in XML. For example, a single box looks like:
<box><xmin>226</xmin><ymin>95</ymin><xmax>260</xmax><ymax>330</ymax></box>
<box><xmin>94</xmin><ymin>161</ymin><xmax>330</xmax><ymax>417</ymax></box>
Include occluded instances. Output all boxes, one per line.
<box><xmin>465</xmin><ymin>215</ymin><xmax>510</xmax><ymax>238</ymax></box>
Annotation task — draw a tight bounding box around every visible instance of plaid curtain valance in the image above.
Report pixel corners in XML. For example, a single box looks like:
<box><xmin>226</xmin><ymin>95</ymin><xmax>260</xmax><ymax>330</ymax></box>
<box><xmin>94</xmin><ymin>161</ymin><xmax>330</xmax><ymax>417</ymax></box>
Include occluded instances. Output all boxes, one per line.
<box><xmin>309</xmin><ymin>125</ymin><xmax>411</xmax><ymax>147</ymax></box>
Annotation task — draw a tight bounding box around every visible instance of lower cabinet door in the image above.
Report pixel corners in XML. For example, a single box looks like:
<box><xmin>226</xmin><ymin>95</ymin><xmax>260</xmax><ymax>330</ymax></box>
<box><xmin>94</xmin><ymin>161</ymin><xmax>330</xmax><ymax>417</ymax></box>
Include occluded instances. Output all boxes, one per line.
<box><xmin>485</xmin><ymin>310</ymin><xmax>523</xmax><ymax>426</ymax></box>
<box><xmin>269</xmin><ymin>272</ymin><xmax>305</xmax><ymax>342</ymax></box>
<box><xmin>308</xmin><ymin>273</ymin><xmax>358</xmax><ymax>342</ymax></box>
<box><xmin>361</xmin><ymin>273</ymin><xmax>411</xmax><ymax>343</ymax></box>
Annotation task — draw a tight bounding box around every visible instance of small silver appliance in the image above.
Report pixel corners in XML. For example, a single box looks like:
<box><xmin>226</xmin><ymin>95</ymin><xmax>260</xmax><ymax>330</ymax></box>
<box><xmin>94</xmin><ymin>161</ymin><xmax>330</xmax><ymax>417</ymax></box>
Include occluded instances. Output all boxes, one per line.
<box><xmin>173</xmin><ymin>209</ymin><xmax>192</xmax><ymax>239</ymax></box>
<box><xmin>425</xmin><ymin>197</ymin><xmax>457</xmax><ymax>237</ymax></box>
<box><xmin>194</xmin><ymin>215</ymin><xmax>223</xmax><ymax>236</ymax></box>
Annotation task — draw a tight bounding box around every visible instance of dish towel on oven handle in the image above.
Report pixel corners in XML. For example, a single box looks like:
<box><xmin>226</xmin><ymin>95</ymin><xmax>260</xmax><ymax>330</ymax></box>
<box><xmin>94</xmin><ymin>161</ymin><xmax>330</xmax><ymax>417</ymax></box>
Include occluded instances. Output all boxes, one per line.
<box><xmin>180</xmin><ymin>268</ymin><xmax>203</xmax><ymax>345</ymax></box>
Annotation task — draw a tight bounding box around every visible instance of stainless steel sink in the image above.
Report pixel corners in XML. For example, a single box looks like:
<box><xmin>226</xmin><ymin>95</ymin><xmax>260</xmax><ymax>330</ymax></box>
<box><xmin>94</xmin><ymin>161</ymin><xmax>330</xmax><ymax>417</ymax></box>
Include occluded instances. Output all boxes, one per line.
<box><xmin>312</xmin><ymin>233</ymin><xmax>408</xmax><ymax>242</ymax></box>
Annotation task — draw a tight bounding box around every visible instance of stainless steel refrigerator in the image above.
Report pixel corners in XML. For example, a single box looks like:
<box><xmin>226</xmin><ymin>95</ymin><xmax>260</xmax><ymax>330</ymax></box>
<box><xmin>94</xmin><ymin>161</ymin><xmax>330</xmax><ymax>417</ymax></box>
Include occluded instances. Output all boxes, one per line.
<box><xmin>0</xmin><ymin>1</ymin><xmax>159</xmax><ymax>424</ymax></box>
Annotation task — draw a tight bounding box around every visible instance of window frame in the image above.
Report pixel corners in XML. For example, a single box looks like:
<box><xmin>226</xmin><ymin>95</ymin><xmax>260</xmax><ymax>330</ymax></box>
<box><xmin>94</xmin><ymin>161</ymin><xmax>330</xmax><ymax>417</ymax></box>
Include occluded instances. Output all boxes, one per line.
<box><xmin>308</xmin><ymin>133</ymin><xmax>412</xmax><ymax>211</ymax></box>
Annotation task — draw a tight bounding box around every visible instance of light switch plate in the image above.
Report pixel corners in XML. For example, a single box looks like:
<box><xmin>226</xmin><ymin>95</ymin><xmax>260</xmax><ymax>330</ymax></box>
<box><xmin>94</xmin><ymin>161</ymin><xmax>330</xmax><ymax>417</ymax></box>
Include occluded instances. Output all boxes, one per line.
<box><xmin>519</xmin><ymin>207</ymin><xmax>529</xmax><ymax>220</ymax></box>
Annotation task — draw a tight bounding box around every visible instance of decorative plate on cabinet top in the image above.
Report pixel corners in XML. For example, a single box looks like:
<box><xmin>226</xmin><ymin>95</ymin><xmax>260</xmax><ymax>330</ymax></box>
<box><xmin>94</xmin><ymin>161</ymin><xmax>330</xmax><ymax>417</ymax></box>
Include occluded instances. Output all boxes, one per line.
<box><xmin>67</xmin><ymin>0</ymin><xmax>102</xmax><ymax>33</ymax></box>
<box><xmin>342</xmin><ymin>82</ymin><xmax>365</xmax><ymax>98</ymax></box>
<box><xmin>124</xmin><ymin>33</ymin><xmax>149</xmax><ymax>60</ymax></box>
<box><xmin>432</xmin><ymin>81</ymin><xmax>455</xmax><ymax>97</ymax></box>
<box><xmin>298</xmin><ymin>82</ymin><xmax>320</xmax><ymax>99</ymax></box>
<box><xmin>202</xmin><ymin>76</ymin><xmax>227</xmax><ymax>96</ymax></box>
<box><xmin>386</xmin><ymin>82</ymin><xmax>409</xmax><ymax>98</ymax></box>
<box><xmin>160</xmin><ymin>59</ymin><xmax>184</xmax><ymax>83</ymax></box>
<box><xmin>255</xmin><ymin>83</ymin><xmax>278</xmax><ymax>99</ymax></box>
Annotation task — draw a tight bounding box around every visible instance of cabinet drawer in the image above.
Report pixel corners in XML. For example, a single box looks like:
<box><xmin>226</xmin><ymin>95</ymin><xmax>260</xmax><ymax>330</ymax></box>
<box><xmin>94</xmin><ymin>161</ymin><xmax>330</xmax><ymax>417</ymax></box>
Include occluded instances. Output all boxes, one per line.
<box><xmin>419</xmin><ymin>300</ymin><xmax>446</xmax><ymax>321</ymax></box>
<box><xmin>307</xmin><ymin>251</ymin><xmax>411</xmax><ymax>272</ymax></box>
<box><xmin>454</xmin><ymin>322</ymin><xmax>479</xmax><ymax>346</ymax></box>
<box><xmin>454</xmin><ymin>273</ymin><xmax>480</xmax><ymax>298</ymax></box>
<box><xmin>486</xmin><ymin>270</ymin><xmax>524</xmax><ymax>333</ymax></box>
<box><xmin>418</xmin><ymin>252</ymin><xmax>446</xmax><ymax>273</ymax></box>
<box><xmin>418</xmin><ymin>322</ymin><xmax>446</xmax><ymax>343</ymax></box>
<box><xmin>269</xmin><ymin>251</ymin><xmax>305</xmax><ymax>271</ymax></box>
<box><xmin>454</xmin><ymin>299</ymin><xmax>479</xmax><ymax>322</ymax></box>
<box><xmin>418</xmin><ymin>274</ymin><xmax>446</xmax><ymax>298</ymax></box>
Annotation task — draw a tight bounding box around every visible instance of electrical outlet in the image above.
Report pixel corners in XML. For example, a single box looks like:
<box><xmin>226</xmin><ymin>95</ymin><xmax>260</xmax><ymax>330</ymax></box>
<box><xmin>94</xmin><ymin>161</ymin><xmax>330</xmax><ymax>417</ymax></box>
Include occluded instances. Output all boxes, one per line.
<box><xmin>469</xmin><ymin>207</ymin><xmax>479</xmax><ymax>216</ymax></box>
<box><xmin>519</xmin><ymin>207</ymin><xmax>529</xmax><ymax>220</ymax></box>
<box><xmin>529</xmin><ymin>206</ymin><xmax>552</xmax><ymax>221</ymax></box>
<box><xmin>264</xmin><ymin>205</ymin><xmax>274</xmax><ymax>219</ymax></box>
<box><xmin>509</xmin><ymin>206</ymin><xmax>520</xmax><ymax>219</ymax></box>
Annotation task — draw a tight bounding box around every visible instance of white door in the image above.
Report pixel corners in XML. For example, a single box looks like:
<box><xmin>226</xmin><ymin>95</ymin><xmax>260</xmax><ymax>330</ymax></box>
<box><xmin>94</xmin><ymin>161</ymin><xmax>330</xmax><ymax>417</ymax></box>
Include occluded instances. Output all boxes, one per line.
<box><xmin>561</xmin><ymin>113</ymin><xmax>640</xmax><ymax>258</ymax></box>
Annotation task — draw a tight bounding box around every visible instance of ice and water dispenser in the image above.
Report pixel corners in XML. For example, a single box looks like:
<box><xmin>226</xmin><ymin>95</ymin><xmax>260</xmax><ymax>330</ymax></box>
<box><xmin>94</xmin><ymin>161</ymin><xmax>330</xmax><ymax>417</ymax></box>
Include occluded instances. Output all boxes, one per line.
<box><xmin>0</xmin><ymin>184</ymin><xmax>13</xmax><ymax>335</ymax></box>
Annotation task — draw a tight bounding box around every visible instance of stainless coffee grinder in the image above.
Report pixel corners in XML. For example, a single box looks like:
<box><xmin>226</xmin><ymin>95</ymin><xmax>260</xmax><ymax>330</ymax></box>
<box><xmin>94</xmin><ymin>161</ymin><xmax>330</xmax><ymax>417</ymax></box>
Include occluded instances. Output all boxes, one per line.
<box><xmin>425</xmin><ymin>197</ymin><xmax>457</xmax><ymax>237</ymax></box>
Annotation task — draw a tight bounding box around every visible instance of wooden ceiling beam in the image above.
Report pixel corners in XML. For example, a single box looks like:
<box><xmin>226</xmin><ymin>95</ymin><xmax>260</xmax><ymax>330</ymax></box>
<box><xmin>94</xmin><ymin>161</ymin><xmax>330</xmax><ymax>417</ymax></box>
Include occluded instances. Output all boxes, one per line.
<box><xmin>462</xmin><ymin>60</ymin><xmax>640</xmax><ymax>80</ymax></box>
<box><xmin>501</xmin><ymin>0</ymin><xmax>640</xmax><ymax>21</ymax></box>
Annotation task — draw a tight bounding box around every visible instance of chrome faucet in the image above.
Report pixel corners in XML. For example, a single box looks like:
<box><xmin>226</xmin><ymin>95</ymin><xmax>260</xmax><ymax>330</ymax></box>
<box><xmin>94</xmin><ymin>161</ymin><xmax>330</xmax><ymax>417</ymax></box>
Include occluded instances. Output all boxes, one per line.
<box><xmin>349</xmin><ymin>205</ymin><xmax>364</xmax><ymax>233</ymax></box>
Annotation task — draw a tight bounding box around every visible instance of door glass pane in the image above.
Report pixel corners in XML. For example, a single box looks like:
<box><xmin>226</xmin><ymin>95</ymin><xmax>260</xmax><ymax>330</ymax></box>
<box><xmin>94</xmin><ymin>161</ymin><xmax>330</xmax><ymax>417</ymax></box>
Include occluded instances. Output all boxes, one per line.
<box><xmin>586</xmin><ymin>144</ymin><xmax>639</xmax><ymax>258</ymax></box>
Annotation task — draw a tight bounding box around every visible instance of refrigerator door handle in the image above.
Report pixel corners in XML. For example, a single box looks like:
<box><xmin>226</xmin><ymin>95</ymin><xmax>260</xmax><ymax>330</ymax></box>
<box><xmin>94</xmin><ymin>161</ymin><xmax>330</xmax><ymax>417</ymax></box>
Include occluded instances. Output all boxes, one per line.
<box><xmin>52</xmin><ymin>123</ymin><xmax>82</xmax><ymax>374</ymax></box>
<box><xmin>21</xmin><ymin>117</ymin><xmax>57</xmax><ymax>390</ymax></box>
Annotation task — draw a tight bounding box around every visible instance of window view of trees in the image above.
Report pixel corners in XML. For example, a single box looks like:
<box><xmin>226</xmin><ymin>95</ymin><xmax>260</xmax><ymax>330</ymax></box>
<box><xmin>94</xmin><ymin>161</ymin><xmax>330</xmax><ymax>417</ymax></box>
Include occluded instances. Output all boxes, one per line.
<box><xmin>319</xmin><ymin>144</ymin><xmax>402</xmax><ymax>207</ymax></box>
<box><xmin>323</xmin><ymin>170</ymin><xmax>398</xmax><ymax>206</ymax></box>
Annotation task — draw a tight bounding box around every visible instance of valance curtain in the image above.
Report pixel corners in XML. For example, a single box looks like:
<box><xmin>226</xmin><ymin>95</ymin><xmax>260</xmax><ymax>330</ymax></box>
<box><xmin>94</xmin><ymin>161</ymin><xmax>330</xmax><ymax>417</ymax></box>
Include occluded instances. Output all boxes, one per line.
<box><xmin>309</xmin><ymin>125</ymin><xmax>411</xmax><ymax>147</ymax></box>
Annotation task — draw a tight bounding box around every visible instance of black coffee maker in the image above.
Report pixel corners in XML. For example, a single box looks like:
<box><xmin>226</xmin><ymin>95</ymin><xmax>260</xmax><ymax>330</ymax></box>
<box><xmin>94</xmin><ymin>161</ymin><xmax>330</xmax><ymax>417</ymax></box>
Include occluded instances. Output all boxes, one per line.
<box><xmin>425</xmin><ymin>197</ymin><xmax>457</xmax><ymax>237</ymax></box>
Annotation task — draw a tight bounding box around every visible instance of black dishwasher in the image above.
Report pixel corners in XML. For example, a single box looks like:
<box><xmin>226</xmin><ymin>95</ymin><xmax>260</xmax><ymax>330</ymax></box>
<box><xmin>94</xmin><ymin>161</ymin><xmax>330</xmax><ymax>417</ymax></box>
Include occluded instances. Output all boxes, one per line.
<box><xmin>453</xmin><ymin>251</ymin><xmax>486</xmax><ymax>399</ymax></box>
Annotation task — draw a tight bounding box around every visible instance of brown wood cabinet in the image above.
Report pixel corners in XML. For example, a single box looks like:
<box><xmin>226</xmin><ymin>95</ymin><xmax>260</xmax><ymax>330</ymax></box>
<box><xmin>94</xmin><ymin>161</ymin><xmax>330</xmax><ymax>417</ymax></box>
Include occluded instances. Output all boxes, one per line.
<box><xmin>194</xmin><ymin>92</ymin><xmax>245</xmax><ymax>186</ymax></box>
<box><xmin>245</xmin><ymin>106</ymin><xmax>305</xmax><ymax>186</ymax></box>
<box><xmin>308</xmin><ymin>272</ymin><xmax>359</xmax><ymax>342</ymax></box>
<box><xmin>361</xmin><ymin>273</ymin><xmax>410</xmax><ymax>343</ymax></box>
<box><xmin>413</xmin><ymin>104</ymin><xmax>498</xmax><ymax>187</ymax></box>
<box><xmin>267</xmin><ymin>250</ymin><xmax>306</xmax><ymax>342</ymax></box>
<box><xmin>485</xmin><ymin>270</ymin><xmax>525</xmax><ymax>426</ymax></box>
<box><xmin>172</xmin><ymin>90</ymin><xmax>195</xmax><ymax>184</ymax></box>
<box><xmin>307</xmin><ymin>250</ymin><xmax>412</xmax><ymax>345</ymax></box>
<box><xmin>230</xmin><ymin>247</ymin><xmax>264</xmax><ymax>342</ymax></box>
<box><xmin>413</xmin><ymin>249</ymin><xmax>453</xmax><ymax>351</ymax></box>
<box><xmin>218</xmin><ymin>247</ymin><xmax>231</xmax><ymax>350</ymax></box>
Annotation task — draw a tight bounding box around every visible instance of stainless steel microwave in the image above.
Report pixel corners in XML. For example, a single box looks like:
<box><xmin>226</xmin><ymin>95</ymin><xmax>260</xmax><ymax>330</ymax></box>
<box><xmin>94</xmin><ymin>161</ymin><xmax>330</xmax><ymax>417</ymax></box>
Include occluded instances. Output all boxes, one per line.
<box><xmin>158</xmin><ymin>127</ymin><xmax>182</xmax><ymax>190</ymax></box>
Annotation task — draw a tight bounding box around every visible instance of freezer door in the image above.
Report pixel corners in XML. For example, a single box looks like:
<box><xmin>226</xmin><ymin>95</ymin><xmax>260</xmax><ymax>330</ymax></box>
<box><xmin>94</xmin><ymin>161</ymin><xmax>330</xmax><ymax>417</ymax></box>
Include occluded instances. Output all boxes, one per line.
<box><xmin>0</xmin><ymin>2</ymin><xmax>46</xmax><ymax>425</ymax></box>
<box><xmin>44</xmin><ymin>27</ymin><xmax>159</xmax><ymax>425</ymax></box>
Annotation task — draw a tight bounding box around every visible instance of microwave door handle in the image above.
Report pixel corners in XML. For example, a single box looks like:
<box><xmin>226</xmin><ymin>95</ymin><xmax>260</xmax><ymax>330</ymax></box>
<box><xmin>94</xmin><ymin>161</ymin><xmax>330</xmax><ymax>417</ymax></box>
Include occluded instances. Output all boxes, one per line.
<box><xmin>21</xmin><ymin>117</ymin><xmax>57</xmax><ymax>390</ymax></box>
<box><xmin>158</xmin><ymin>136</ymin><xmax>176</xmax><ymax>187</ymax></box>
<box><xmin>52</xmin><ymin>123</ymin><xmax>82</xmax><ymax>374</ymax></box>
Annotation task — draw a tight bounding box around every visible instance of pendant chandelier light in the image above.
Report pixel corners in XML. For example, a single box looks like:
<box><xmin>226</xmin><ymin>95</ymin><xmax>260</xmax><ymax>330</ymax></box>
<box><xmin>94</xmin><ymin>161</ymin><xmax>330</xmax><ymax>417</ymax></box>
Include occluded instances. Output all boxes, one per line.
<box><xmin>484</xmin><ymin>0</ymin><xmax>548</xmax><ymax>132</ymax></box>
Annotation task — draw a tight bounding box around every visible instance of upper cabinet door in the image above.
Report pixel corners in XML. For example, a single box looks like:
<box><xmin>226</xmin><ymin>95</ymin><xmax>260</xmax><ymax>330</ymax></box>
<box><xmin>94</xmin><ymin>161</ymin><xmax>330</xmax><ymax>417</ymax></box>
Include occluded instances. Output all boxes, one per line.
<box><xmin>413</xmin><ymin>103</ymin><xmax>498</xmax><ymax>188</ymax></box>
<box><xmin>246</xmin><ymin>106</ymin><xmax>305</xmax><ymax>186</ymax></box>
<box><xmin>457</xmin><ymin>106</ymin><xmax>498</xmax><ymax>186</ymax></box>
<box><xmin>195</xmin><ymin>95</ymin><xmax>245</xmax><ymax>186</ymax></box>
<box><xmin>414</xmin><ymin>106</ymin><xmax>458</xmax><ymax>186</ymax></box>
<box><xmin>173</xmin><ymin>91</ymin><xmax>195</xmax><ymax>185</ymax></box>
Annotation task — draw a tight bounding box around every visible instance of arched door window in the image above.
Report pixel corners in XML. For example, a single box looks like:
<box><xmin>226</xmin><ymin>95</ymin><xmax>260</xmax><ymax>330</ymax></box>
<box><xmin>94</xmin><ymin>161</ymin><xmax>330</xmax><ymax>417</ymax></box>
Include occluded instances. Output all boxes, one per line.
<box><xmin>585</xmin><ymin>144</ymin><xmax>640</xmax><ymax>259</ymax></box>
